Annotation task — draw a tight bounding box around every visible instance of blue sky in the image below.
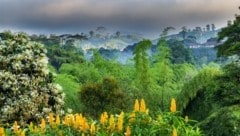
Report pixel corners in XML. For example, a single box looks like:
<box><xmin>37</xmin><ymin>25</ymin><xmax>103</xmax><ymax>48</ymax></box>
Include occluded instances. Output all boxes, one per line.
<box><xmin>0</xmin><ymin>0</ymin><xmax>239</xmax><ymax>37</ymax></box>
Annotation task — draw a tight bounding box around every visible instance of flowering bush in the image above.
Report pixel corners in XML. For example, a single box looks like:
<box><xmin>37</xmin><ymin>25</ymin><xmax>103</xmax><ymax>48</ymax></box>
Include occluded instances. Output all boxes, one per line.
<box><xmin>0</xmin><ymin>98</ymin><xmax>202</xmax><ymax>136</ymax></box>
<box><xmin>0</xmin><ymin>33</ymin><xmax>65</xmax><ymax>125</ymax></box>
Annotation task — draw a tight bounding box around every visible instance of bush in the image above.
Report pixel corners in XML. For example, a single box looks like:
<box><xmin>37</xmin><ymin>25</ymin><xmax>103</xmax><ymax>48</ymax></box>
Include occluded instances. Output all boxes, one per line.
<box><xmin>0</xmin><ymin>33</ymin><xmax>64</xmax><ymax>125</ymax></box>
<box><xmin>79</xmin><ymin>76</ymin><xmax>129</xmax><ymax>117</ymax></box>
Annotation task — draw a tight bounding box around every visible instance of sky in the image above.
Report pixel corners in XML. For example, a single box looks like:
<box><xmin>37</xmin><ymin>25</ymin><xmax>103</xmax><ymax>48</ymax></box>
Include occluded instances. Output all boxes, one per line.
<box><xmin>0</xmin><ymin>0</ymin><xmax>239</xmax><ymax>38</ymax></box>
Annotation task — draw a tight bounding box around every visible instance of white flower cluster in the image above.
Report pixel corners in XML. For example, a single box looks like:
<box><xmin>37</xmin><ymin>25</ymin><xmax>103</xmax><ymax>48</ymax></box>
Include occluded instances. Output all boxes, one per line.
<box><xmin>0</xmin><ymin>33</ymin><xmax>65</xmax><ymax>125</ymax></box>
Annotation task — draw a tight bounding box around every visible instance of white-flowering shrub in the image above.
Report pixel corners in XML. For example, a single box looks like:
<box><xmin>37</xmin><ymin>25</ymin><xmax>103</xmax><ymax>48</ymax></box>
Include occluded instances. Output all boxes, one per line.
<box><xmin>0</xmin><ymin>33</ymin><xmax>64</xmax><ymax>125</ymax></box>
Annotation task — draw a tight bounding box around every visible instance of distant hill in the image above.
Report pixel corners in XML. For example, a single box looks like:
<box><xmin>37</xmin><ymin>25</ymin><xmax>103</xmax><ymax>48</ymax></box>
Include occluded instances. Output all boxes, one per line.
<box><xmin>0</xmin><ymin>26</ymin><xmax>223</xmax><ymax>65</ymax></box>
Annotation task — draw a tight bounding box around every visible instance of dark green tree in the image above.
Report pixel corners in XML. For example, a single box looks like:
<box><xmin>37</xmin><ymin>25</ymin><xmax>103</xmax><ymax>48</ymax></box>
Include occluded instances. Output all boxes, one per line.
<box><xmin>168</xmin><ymin>39</ymin><xmax>194</xmax><ymax>64</ymax></box>
<box><xmin>79</xmin><ymin>76</ymin><xmax>128</xmax><ymax>118</ymax></box>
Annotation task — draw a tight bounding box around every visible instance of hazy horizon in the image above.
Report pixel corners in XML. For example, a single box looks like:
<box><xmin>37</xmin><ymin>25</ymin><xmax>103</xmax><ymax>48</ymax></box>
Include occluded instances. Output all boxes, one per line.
<box><xmin>0</xmin><ymin>0</ymin><xmax>239</xmax><ymax>38</ymax></box>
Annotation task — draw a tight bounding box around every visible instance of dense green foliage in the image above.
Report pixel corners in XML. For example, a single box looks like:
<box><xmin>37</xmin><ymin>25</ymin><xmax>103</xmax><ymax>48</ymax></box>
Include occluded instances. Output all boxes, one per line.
<box><xmin>200</xmin><ymin>105</ymin><xmax>240</xmax><ymax>136</ymax></box>
<box><xmin>177</xmin><ymin>66</ymin><xmax>221</xmax><ymax>115</ymax></box>
<box><xmin>213</xmin><ymin>63</ymin><xmax>240</xmax><ymax>106</ymax></box>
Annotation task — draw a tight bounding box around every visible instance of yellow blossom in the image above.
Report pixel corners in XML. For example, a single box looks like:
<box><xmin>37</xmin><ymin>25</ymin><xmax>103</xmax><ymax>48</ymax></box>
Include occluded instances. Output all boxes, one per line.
<box><xmin>48</xmin><ymin>113</ymin><xmax>55</xmax><ymax>126</ymax></box>
<box><xmin>125</xmin><ymin>126</ymin><xmax>131</xmax><ymax>136</ymax></box>
<box><xmin>140</xmin><ymin>99</ymin><xmax>146</xmax><ymax>113</ymax></box>
<box><xmin>33</xmin><ymin>126</ymin><xmax>39</xmax><ymax>133</ymax></box>
<box><xmin>170</xmin><ymin>98</ymin><xmax>176</xmax><ymax>113</ymax></box>
<box><xmin>69</xmin><ymin>114</ymin><xmax>75</xmax><ymax>126</ymax></box>
<box><xmin>109</xmin><ymin>114</ymin><xmax>115</xmax><ymax>131</ymax></box>
<box><xmin>172</xmin><ymin>128</ymin><xmax>177</xmax><ymax>136</ymax></box>
<box><xmin>29</xmin><ymin>122</ymin><xmax>34</xmax><ymax>132</ymax></box>
<box><xmin>75</xmin><ymin>114</ymin><xmax>82</xmax><ymax>129</ymax></box>
<box><xmin>82</xmin><ymin>117</ymin><xmax>89</xmax><ymax>131</ymax></box>
<box><xmin>20</xmin><ymin>130</ymin><xmax>25</xmax><ymax>136</ymax></box>
<box><xmin>0</xmin><ymin>127</ymin><xmax>5</xmax><ymax>136</ymax></box>
<box><xmin>56</xmin><ymin>115</ymin><xmax>61</xmax><ymax>125</ymax></box>
<box><xmin>117</xmin><ymin>112</ymin><xmax>124</xmax><ymax>132</ymax></box>
<box><xmin>134</xmin><ymin>99</ymin><xmax>139</xmax><ymax>112</ymax></box>
<box><xmin>100</xmin><ymin>112</ymin><xmax>108</xmax><ymax>125</ymax></box>
<box><xmin>64</xmin><ymin>115</ymin><xmax>70</xmax><ymax>126</ymax></box>
<box><xmin>40</xmin><ymin>118</ymin><xmax>46</xmax><ymax>132</ymax></box>
<box><xmin>90</xmin><ymin>123</ymin><xmax>96</xmax><ymax>135</ymax></box>
<box><xmin>13</xmin><ymin>121</ymin><xmax>19</xmax><ymax>134</ymax></box>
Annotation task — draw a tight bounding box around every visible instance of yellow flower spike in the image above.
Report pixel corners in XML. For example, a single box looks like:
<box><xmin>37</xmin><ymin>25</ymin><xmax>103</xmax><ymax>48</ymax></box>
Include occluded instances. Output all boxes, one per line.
<box><xmin>125</xmin><ymin>126</ymin><xmax>131</xmax><ymax>136</ymax></box>
<box><xmin>83</xmin><ymin>118</ymin><xmax>89</xmax><ymax>131</ymax></box>
<box><xmin>90</xmin><ymin>123</ymin><xmax>96</xmax><ymax>135</ymax></box>
<box><xmin>140</xmin><ymin>99</ymin><xmax>146</xmax><ymax>113</ymax></box>
<box><xmin>109</xmin><ymin>114</ymin><xmax>115</xmax><ymax>131</ymax></box>
<box><xmin>172</xmin><ymin>128</ymin><xmax>177</xmax><ymax>136</ymax></box>
<box><xmin>74</xmin><ymin>114</ymin><xmax>80</xmax><ymax>129</ymax></box>
<box><xmin>20</xmin><ymin>130</ymin><xmax>25</xmax><ymax>136</ymax></box>
<box><xmin>64</xmin><ymin>115</ymin><xmax>70</xmax><ymax>126</ymax></box>
<box><xmin>77</xmin><ymin>114</ymin><xmax>85</xmax><ymax>130</ymax></box>
<box><xmin>13</xmin><ymin>121</ymin><xmax>19</xmax><ymax>134</ymax></box>
<box><xmin>170</xmin><ymin>98</ymin><xmax>177</xmax><ymax>113</ymax></box>
<box><xmin>69</xmin><ymin>114</ymin><xmax>75</xmax><ymax>126</ymax></box>
<box><xmin>100</xmin><ymin>112</ymin><xmax>108</xmax><ymax>125</ymax></box>
<box><xmin>40</xmin><ymin>118</ymin><xmax>46</xmax><ymax>133</ymax></box>
<box><xmin>100</xmin><ymin>113</ymin><xmax>105</xmax><ymax>124</ymax></box>
<box><xmin>29</xmin><ymin>122</ymin><xmax>34</xmax><ymax>132</ymax></box>
<box><xmin>48</xmin><ymin>113</ymin><xmax>55</xmax><ymax>126</ymax></box>
<box><xmin>134</xmin><ymin>99</ymin><xmax>140</xmax><ymax>112</ymax></box>
<box><xmin>0</xmin><ymin>127</ymin><xmax>5</xmax><ymax>136</ymax></box>
<box><xmin>185</xmin><ymin>116</ymin><xmax>189</xmax><ymax>122</ymax></box>
<box><xmin>100</xmin><ymin>114</ymin><xmax>105</xmax><ymax>125</ymax></box>
<box><xmin>104</xmin><ymin>112</ymin><xmax>108</xmax><ymax>119</ymax></box>
<box><xmin>56</xmin><ymin>115</ymin><xmax>61</xmax><ymax>125</ymax></box>
<box><xmin>117</xmin><ymin>112</ymin><xmax>124</xmax><ymax>132</ymax></box>
<box><xmin>33</xmin><ymin>126</ymin><xmax>39</xmax><ymax>133</ymax></box>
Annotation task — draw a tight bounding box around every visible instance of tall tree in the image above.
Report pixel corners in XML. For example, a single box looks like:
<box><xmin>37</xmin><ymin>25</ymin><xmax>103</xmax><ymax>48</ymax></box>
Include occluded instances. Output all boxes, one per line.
<box><xmin>152</xmin><ymin>27</ymin><xmax>175</xmax><ymax>111</ymax></box>
<box><xmin>133</xmin><ymin>40</ymin><xmax>152</xmax><ymax>92</ymax></box>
